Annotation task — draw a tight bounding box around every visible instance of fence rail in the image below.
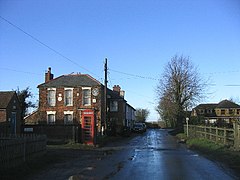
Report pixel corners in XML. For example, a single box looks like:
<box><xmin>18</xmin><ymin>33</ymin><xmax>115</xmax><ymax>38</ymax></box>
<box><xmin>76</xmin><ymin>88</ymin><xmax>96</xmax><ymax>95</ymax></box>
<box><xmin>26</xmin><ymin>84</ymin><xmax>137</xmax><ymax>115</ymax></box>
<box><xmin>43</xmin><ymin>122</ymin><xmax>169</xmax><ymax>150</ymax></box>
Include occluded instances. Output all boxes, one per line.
<box><xmin>0</xmin><ymin>134</ymin><xmax>47</xmax><ymax>169</ymax></box>
<box><xmin>184</xmin><ymin>123</ymin><xmax>240</xmax><ymax>151</ymax></box>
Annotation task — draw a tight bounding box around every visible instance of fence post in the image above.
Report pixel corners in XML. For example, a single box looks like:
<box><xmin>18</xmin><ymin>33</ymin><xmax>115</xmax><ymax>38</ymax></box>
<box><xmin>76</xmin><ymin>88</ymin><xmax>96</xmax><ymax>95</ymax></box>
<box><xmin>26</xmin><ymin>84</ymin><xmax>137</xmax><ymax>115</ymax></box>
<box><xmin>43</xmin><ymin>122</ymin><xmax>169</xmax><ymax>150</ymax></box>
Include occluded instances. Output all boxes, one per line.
<box><xmin>204</xmin><ymin>126</ymin><xmax>207</xmax><ymax>139</ymax></box>
<box><xmin>238</xmin><ymin>124</ymin><xmax>240</xmax><ymax>150</ymax></box>
<box><xmin>233</xmin><ymin>121</ymin><xmax>239</xmax><ymax>150</ymax></box>
<box><xmin>216</xmin><ymin>127</ymin><xmax>218</xmax><ymax>143</ymax></box>
<box><xmin>72</xmin><ymin>125</ymin><xmax>75</xmax><ymax>143</ymax></box>
<box><xmin>194</xmin><ymin>125</ymin><xmax>197</xmax><ymax>138</ymax></box>
<box><xmin>23</xmin><ymin>137</ymin><xmax>26</xmax><ymax>162</ymax></box>
<box><xmin>223</xmin><ymin>128</ymin><xmax>226</xmax><ymax>145</ymax></box>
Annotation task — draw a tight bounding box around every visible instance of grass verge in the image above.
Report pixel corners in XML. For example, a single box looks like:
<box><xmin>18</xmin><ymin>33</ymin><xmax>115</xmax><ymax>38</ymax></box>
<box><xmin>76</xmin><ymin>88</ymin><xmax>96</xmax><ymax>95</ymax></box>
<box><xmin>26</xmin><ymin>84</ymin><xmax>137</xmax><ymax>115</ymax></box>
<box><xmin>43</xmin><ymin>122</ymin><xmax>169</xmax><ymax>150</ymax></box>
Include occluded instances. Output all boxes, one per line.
<box><xmin>177</xmin><ymin>134</ymin><xmax>240</xmax><ymax>175</ymax></box>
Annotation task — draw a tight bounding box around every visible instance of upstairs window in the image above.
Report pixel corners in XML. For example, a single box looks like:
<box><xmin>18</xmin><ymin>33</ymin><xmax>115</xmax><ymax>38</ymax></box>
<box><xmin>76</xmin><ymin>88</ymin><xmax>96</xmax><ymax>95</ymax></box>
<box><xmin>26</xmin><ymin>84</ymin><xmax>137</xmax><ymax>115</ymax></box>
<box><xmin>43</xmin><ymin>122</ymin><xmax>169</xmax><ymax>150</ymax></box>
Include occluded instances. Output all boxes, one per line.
<box><xmin>82</xmin><ymin>88</ymin><xmax>91</xmax><ymax>106</ymax></box>
<box><xmin>47</xmin><ymin>88</ymin><xmax>56</xmax><ymax>106</ymax></box>
<box><xmin>207</xmin><ymin>109</ymin><xmax>212</xmax><ymax>114</ymax></box>
<box><xmin>237</xmin><ymin>109</ymin><xmax>240</xmax><ymax>115</ymax></box>
<box><xmin>110</xmin><ymin>100</ymin><xmax>118</xmax><ymax>112</ymax></box>
<box><xmin>65</xmin><ymin>88</ymin><xmax>73</xmax><ymax>106</ymax></box>
<box><xmin>221</xmin><ymin>109</ymin><xmax>225</xmax><ymax>115</ymax></box>
<box><xmin>199</xmin><ymin>109</ymin><xmax>204</xmax><ymax>114</ymax></box>
<box><xmin>229</xmin><ymin>109</ymin><xmax>233</xmax><ymax>115</ymax></box>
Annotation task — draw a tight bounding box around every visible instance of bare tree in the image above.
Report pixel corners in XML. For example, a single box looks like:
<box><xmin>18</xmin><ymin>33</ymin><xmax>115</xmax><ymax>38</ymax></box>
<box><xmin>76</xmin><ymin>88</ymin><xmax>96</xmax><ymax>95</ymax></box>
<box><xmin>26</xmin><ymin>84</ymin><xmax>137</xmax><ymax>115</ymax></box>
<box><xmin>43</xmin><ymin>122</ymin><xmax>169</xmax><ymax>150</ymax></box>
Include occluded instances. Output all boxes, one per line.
<box><xmin>156</xmin><ymin>55</ymin><xmax>206</xmax><ymax>132</ymax></box>
<box><xmin>135</xmin><ymin>108</ymin><xmax>150</xmax><ymax>122</ymax></box>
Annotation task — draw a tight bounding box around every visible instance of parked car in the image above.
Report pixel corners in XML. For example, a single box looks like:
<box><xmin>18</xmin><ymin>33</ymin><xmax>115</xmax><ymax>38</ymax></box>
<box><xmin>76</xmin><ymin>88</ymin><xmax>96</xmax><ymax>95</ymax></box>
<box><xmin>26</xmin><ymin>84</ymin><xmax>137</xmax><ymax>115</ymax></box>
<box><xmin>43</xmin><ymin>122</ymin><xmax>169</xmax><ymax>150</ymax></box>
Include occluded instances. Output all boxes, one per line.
<box><xmin>133</xmin><ymin>123</ymin><xmax>145</xmax><ymax>133</ymax></box>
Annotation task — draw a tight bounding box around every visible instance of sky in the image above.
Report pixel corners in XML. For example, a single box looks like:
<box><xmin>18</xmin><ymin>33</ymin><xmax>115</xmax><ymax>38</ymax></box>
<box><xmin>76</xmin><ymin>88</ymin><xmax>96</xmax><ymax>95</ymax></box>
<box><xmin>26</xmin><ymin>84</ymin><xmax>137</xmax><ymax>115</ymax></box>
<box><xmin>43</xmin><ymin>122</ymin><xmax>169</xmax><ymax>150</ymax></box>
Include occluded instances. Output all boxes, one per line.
<box><xmin>0</xmin><ymin>0</ymin><xmax>240</xmax><ymax>121</ymax></box>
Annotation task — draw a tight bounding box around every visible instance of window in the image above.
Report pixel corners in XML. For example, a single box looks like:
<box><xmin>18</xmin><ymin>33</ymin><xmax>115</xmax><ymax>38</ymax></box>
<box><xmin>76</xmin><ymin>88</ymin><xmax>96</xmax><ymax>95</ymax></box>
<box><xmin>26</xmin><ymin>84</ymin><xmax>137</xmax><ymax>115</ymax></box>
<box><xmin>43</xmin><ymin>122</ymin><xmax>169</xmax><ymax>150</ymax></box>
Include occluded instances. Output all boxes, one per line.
<box><xmin>200</xmin><ymin>109</ymin><xmax>204</xmax><ymax>114</ymax></box>
<box><xmin>82</xmin><ymin>88</ymin><xmax>91</xmax><ymax>106</ymax></box>
<box><xmin>229</xmin><ymin>109</ymin><xmax>233</xmax><ymax>115</ymax></box>
<box><xmin>221</xmin><ymin>109</ymin><xmax>225</xmax><ymax>115</ymax></box>
<box><xmin>110</xmin><ymin>100</ymin><xmax>118</xmax><ymax>112</ymax></box>
<box><xmin>65</xmin><ymin>88</ymin><xmax>73</xmax><ymax>106</ymax></box>
<box><xmin>47</xmin><ymin>112</ymin><xmax>56</xmax><ymax>124</ymax></box>
<box><xmin>64</xmin><ymin>113</ymin><xmax>73</xmax><ymax>124</ymax></box>
<box><xmin>47</xmin><ymin>89</ymin><xmax>56</xmax><ymax>106</ymax></box>
<box><xmin>237</xmin><ymin>109</ymin><xmax>240</xmax><ymax>115</ymax></box>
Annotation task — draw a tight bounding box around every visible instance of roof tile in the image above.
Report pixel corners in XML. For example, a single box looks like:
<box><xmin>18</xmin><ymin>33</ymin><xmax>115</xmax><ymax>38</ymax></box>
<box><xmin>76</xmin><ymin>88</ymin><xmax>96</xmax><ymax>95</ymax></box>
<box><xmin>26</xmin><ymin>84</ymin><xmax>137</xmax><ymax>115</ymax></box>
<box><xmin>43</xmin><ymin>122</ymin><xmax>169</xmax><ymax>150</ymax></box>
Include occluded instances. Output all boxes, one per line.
<box><xmin>0</xmin><ymin>91</ymin><xmax>15</xmax><ymax>109</ymax></box>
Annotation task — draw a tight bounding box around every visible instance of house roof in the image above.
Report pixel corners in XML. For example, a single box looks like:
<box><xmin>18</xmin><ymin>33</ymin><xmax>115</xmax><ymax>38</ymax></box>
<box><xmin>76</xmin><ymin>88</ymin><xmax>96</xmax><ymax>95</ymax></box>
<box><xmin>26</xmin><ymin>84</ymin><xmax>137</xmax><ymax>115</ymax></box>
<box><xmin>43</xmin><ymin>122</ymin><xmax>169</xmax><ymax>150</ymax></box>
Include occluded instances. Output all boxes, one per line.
<box><xmin>126</xmin><ymin>103</ymin><xmax>136</xmax><ymax>111</ymax></box>
<box><xmin>107</xmin><ymin>88</ymin><xmax>125</xmax><ymax>100</ymax></box>
<box><xmin>0</xmin><ymin>91</ymin><xmax>16</xmax><ymax>109</ymax></box>
<box><xmin>216</xmin><ymin>100</ymin><xmax>240</xmax><ymax>109</ymax></box>
<box><xmin>38</xmin><ymin>74</ymin><xmax>101</xmax><ymax>88</ymax></box>
<box><xmin>194</xmin><ymin>103</ymin><xmax>218</xmax><ymax>110</ymax></box>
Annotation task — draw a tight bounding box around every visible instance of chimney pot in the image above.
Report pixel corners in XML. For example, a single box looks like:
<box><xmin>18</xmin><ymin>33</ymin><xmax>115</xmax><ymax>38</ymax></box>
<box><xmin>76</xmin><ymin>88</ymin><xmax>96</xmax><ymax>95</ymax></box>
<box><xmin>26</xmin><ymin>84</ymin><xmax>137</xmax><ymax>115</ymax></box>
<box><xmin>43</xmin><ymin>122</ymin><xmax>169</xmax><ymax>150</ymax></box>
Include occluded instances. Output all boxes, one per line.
<box><xmin>113</xmin><ymin>85</ymin><xmax>121</xmax><ymax>92</ymax></box>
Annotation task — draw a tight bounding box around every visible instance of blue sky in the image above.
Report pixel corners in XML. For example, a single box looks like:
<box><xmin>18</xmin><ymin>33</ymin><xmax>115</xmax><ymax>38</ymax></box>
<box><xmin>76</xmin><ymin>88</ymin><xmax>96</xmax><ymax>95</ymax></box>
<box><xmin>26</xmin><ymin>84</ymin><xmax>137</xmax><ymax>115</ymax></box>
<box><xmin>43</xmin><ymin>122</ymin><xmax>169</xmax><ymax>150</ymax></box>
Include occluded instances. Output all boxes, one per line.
<box><xmin>0</xmin><ymin>0</ymin><xmax>240</xmax><ymax>120</ymax></box>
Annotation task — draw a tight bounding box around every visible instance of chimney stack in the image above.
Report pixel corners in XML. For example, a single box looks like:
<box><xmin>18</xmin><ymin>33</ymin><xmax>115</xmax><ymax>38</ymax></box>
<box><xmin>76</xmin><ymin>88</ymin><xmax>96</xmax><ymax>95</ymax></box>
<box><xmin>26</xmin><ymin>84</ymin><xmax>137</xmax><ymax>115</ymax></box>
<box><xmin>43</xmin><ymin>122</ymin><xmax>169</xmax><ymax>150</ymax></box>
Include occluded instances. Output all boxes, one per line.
<box><xmin>45</xmin><ymin>67</ymin><xmax>54</xmax><ymax>83</ymax></box>
<box><xmin>113</xmin><ymin>85</ymin><xmax>121</xmax><ymax>93</ymax></box>
<box><xmin>113</xmin><ymin>85</ymin><xmax>125</xmax><ymax>97</ymax></box>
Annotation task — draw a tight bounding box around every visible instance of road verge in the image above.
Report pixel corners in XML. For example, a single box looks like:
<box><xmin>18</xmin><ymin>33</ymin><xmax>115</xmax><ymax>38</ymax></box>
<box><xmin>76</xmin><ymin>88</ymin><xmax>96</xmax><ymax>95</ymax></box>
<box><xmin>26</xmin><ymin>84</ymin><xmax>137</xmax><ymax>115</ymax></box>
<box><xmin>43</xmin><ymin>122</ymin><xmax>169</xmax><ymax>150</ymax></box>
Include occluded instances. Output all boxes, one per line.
<box><xmin>176</xmin><ymin>133</ymin><xmax>240</xmax><ymax>176</ymax></box>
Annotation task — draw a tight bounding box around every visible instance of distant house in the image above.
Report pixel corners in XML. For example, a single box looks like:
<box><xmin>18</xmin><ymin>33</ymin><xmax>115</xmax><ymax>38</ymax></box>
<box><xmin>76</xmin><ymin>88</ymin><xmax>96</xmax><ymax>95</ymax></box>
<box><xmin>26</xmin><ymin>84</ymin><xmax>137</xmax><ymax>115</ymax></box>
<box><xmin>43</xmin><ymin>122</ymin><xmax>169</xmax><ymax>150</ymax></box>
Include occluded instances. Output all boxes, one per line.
<box><xmin>0</xmin><ymin>91</ymin><xmax>22</xmax><ymax>134</ymax></box>
<box><xmin>191</xmin><ymin>100</ymin><xmax>240</xmax><ymax>125</ymax></box>
<box><xmin>126</xmin><ymin>103</ymin><xmax>136</xmax><ymax>129</ymax></box>
<box><xmin>191</xmin><ymin>103</ymin><xmax>218</xmax><ymax>123</ymax></box>
<box><xmin>25</xmin><ymin>67</ymin><xmax>135</xmax><ymax>144</ymax></box>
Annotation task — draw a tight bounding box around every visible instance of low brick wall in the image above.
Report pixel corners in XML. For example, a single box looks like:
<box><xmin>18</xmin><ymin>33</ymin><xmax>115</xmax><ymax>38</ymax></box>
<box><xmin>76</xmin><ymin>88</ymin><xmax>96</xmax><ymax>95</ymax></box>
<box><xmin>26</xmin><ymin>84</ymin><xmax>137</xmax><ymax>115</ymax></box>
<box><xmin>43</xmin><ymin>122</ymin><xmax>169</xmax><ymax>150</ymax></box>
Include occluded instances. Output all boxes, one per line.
<box><xmin>23</xmin><ymin>124</ymin><xmax>81</xmax><ymax>143</ymax></box>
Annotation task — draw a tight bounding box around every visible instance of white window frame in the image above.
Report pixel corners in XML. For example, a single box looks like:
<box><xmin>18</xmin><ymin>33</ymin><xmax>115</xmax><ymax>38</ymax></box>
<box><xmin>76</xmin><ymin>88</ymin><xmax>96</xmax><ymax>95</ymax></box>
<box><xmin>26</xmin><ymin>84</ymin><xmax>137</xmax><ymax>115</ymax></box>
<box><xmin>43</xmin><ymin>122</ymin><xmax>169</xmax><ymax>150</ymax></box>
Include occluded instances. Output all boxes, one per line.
<box><xmin>64</xmin><ymin>88</ymin><xmax>73</xmax><ymax>106</ymax></box>
<box><xmin>110</xmin><ymin>100</ymin><xmax>118</xmax><ymax>112</ymax></box>
<box><xmin>47</xmin><ymin>88</ymin><xmax>56</xmax><ymax>106</ymax></box>
<box><xmin>47</xmin><ymin>111</ymin><xmax>56</xmax><ymax>124</ymax></box>
<box><xmin>82</xmin><ymin>87</ymin><xmax>91</xmax><ymax>106</ymax></box>
<box><xmin>64</xmin><ymin>111</ymin><xmax>73</xmax><ymax>124</ymax></box>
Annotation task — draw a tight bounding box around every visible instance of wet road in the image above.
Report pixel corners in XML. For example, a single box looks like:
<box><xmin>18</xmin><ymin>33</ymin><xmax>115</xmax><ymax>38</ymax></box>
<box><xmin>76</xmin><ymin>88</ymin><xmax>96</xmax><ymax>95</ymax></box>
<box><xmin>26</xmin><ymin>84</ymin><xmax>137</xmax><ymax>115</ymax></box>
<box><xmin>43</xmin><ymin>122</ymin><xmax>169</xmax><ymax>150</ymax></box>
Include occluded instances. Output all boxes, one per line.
<box><xmin>92</xmin><ymin>129</ymin><xmax>239</xmax><ymax>180</ymax></box>
<box><xmin>29</xmin><ymin>129</ymin><xmax>239</xmax><ymax>180</ymax></box>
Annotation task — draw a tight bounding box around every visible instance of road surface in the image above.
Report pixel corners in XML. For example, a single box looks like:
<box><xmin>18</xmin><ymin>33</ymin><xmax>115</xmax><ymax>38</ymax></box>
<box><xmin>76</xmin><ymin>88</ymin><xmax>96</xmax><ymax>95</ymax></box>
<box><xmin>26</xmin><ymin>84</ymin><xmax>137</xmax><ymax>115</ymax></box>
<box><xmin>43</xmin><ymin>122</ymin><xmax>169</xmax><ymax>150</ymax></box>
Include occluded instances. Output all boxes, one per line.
<box><xmin>29</xmin><ymin>129</ymin><xmax>239</xmax><ymax>180</ymax></box>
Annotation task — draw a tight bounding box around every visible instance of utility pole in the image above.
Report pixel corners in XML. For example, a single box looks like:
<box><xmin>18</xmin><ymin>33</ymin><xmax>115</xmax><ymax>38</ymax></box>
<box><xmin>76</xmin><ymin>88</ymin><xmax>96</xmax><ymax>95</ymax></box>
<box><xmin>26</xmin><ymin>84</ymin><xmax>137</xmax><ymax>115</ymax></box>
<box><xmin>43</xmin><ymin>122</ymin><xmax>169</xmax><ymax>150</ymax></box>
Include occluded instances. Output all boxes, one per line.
<box><xmin>104</xmin><ymin>58</ymin><xmax>108</xmax><ymax>135</ymax></box>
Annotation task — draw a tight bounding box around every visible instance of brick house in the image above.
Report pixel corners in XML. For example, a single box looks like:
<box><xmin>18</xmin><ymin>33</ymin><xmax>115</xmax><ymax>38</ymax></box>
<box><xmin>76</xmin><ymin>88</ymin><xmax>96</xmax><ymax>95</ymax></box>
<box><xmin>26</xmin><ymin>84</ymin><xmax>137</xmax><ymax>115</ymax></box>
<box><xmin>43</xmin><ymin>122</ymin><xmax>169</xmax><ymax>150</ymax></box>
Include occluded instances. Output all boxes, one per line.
<box><xmin>0</xmin><ymin>91</ymin><xmax>22</xmax><ymax>134</ymax></box>
<box><xmin>106</xmin><ymin>85</ymin><xmax>136</xmax><ymax>135</ymax></box>
<box><xmin>25</xmin><ymin>68</ymin><xmax>135</xmax><ymax>144</ymax></box>
<box><xmin>191</xmin><ymin>99</ymin><xmax>240</xmax><ymax>126</ymax></box>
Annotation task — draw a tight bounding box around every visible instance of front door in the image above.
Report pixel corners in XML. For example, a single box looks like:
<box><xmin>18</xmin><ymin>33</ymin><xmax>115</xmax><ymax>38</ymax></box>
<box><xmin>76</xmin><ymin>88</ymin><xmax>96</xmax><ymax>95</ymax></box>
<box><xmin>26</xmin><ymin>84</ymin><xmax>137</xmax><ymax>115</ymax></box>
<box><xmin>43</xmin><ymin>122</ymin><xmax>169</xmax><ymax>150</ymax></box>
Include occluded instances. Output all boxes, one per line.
<box><xmin>81</xmin><ymin>110</ymin><xmax>95</xmax><ymax>144</ymax></box>
<box><xmin>10</xmin><ymin>112</ymin><xmax>16</xmax><ymax>134</ymax></box>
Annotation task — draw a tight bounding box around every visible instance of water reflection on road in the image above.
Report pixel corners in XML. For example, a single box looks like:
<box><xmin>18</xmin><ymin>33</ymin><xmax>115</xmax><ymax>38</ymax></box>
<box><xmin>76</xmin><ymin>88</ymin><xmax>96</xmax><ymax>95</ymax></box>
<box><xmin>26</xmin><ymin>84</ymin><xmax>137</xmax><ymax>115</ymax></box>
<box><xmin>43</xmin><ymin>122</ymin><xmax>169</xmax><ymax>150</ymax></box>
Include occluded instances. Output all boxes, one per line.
<box><xmin>103</xmin><ymin>129</ymin><xmax>238</xmax><ymax>180</ymax></box>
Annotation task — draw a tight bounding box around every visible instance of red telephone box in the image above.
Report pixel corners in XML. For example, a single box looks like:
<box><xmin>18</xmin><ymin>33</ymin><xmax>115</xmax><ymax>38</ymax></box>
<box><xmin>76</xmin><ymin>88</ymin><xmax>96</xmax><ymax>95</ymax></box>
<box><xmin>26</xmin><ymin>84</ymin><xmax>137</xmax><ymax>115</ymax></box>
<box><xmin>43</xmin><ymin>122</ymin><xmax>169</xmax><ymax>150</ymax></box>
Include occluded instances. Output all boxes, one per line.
<box><xmin>81</xmin><ymin>110</ymin><xmax>95</xmax><ymax>145</ymax></box>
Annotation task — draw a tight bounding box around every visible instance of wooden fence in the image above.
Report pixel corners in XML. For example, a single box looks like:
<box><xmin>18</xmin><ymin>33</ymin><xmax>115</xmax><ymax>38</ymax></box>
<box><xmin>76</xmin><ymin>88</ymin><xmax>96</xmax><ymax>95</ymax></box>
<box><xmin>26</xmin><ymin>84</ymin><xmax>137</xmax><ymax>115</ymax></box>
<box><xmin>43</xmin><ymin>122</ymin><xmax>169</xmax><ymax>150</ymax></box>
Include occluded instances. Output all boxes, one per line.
<box><xmin>184</xmin><ymin>122</ymin><xmax>240</xmax><ymax>150</ymax></box>
<box><xmin>0</xmin><ymin>134</ymin><xmax>47</xmax><ymax>169</ymax></box>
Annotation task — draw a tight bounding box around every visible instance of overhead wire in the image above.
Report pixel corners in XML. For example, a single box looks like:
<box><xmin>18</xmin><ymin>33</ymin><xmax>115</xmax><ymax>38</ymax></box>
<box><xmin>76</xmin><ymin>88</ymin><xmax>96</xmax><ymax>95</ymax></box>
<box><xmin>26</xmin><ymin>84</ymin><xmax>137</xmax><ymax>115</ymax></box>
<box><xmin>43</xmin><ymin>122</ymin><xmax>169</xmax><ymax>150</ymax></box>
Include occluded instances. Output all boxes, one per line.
<box><xmin>0</xmin><ymin>15</ymin><xmax>100</xmax><ymax>78</ymax></box>
<box><xmin>107</xmin><ymin>71</ymin><xmax>113</xmax><ymax>88</ymax></box>
<box><xmin>109</xmin><ymin>68</ymin><xmax>159</xmax><ymax>80</ymax></box>
<box><xmin>1</xmin><ymin>15</ymin><xmax>240</xmax><ymax>88</ymax></box>
<box><xmin>109</xmin><ymin>69</ymin><xmax>240</xmax><ymax>87</ymax></box>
